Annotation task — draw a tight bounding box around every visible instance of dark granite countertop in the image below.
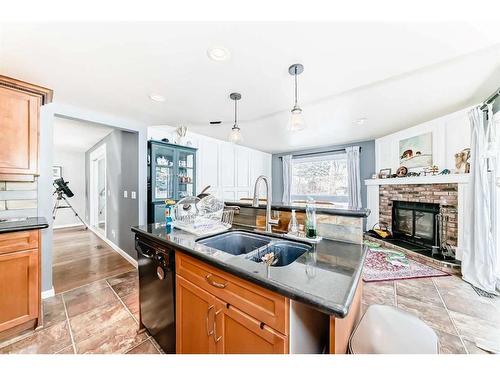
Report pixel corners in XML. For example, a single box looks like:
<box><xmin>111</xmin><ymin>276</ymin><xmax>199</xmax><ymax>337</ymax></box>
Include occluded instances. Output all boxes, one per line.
<box><xmin>131</xmin><ymin>223</ymin><xmax>367</xmax><ymax>317</ymax></box>
<box><xmin>0</xmin><ymin>217</ymin><xmax>49</xmax><ymax>234</ymax></box>
<box><xmin>225</xmin><ymin>200</ymin><xmax>370</xmax><ymax>218</ymax></box>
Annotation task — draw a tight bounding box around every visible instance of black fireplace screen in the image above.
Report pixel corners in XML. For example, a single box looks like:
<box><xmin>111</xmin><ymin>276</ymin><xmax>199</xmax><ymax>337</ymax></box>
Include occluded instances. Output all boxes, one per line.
<box><xmin>392</xmin><ymin>201</ymin><xmax>440</xmax><ymax>248</ymax></box>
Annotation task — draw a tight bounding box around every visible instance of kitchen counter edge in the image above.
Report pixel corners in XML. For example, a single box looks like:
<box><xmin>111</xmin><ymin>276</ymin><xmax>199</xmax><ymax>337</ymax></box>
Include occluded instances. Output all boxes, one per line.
<box><xmin>131</xmin><ymin>225</ymin><xmax>366</xmax><ymax>318</ymax></box>
<box><xmin>0</xmin><ymin>217</ymin><xmax>49</xmax><ymax>234</ymax></box>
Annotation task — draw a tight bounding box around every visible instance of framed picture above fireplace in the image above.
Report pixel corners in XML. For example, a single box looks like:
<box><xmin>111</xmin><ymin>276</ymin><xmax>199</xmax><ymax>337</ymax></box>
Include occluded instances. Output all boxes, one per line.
<box><xmin>399</xmin><ymin>132</ymin><xmax>433</xmax><ymax>168</ymax></box>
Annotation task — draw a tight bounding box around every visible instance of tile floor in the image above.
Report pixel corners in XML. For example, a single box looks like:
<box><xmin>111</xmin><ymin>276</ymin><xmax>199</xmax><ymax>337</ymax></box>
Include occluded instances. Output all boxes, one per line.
<box><xmin>362</xmin><ymin>275</ymin><xmax>500</xmax><ymax>354</ymax></box>
<box><xmin>0</xmin><ymin>270</ymin><xmax>161</xmax><ymax>354</ymax></box>
<box><xmin>1</xmin><ymin>270</ymin><xmax>498</xmax><ymax>354</ymax></box>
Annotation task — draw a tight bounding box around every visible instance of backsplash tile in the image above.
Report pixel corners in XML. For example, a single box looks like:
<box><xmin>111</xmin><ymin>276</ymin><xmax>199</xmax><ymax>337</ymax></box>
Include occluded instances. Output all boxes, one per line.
<box><xmin>6</xmin><ymin>199</ymin><xmax>38</xmax><ymax>210</ymax></box>
<box><xmin>0</xmin><ymin>180</ymin><xmax>38</xmax><ymax>219</ymax></box>
<box><xmin>6</xmin><ymin>181</ymin><xmax>38</xmax><ymax>191</ymax></box>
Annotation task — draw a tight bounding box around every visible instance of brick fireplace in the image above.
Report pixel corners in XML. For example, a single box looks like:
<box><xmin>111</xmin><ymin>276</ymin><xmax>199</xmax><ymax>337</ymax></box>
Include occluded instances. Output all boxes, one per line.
<box><xmin>379</xmin><ymin>183</ymin><xmax>458</xmax><ymax>247</ymax></box>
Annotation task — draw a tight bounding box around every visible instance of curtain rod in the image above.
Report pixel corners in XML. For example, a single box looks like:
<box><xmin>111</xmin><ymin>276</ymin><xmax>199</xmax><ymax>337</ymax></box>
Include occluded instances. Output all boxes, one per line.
<box><xmin>278</xmin><ymin>147</ymin><xmax>361</xmax><ymax>159</ymax></box>
<box><xmin>480</xmin><ymin>88</ymin><xmax>500</xmax><ymax>111</ymax></box>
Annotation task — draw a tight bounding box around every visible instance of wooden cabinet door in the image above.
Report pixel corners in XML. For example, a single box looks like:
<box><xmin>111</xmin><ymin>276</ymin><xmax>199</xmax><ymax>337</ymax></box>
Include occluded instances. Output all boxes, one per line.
<box><xmin>215</xmin><ymin>299</ymin><xmax>288</xmax><ymax>354</ymax></box>
<box><xmin>176</xmin><ymin>275</ymin><xmax>216</xmax><ymax>354</ymax></box>
<box><xmin>0</xmin><ymin>86</ymin><xmax>40</xmax><ymax>176</ymax></box>
<box><xmin>0</xmin><ymin>249</ymin><xmax>39</xmax><ymax>332</ymax></box>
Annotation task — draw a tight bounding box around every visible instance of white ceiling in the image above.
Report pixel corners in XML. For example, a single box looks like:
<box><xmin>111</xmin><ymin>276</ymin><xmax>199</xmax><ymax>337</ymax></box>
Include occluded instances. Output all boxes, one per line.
<box><xmin>2</xmin><ymin>21</ymin><xmax>500</xmax><ymax>153</ymax></box>
<box><xmin>53</xmin><ymin>116</ymin><xmax>114</xmax><ymax>152</ymax></box>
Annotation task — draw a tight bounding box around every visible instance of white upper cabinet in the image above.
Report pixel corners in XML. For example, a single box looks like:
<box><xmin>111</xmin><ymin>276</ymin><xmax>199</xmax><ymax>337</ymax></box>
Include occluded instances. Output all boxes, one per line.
<box><xmin>236</xmin><ymin>147</ymin><xmax>250</xmax><ymax>187</ymax></box>
<box><xmin>220</xmin><ymin>143</ymin><xmax>236</xmax><ymax>187</ymax></box>
<box><xmin>148</xmin><ymin>127</ymin><xmax>272</xmax><ymax>202</ymax></box>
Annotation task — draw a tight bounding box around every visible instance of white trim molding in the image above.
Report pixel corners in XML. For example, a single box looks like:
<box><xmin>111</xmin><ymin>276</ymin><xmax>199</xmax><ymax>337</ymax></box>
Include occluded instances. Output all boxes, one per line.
<box><xmin>87</xmin><ymin>225</ymin><xmax>138</xmax><ymax>268</ymax></box>
<box><xmin>41</xmin><ymin>287</ymin><xmax>55</xmax><ymax>299</ymax></box>
<box><xmin>365</xmin><ymin>174</ymin><xmax>470</xmax><ymax>186</ymax></box>
<box><xmin>53</xmin><ymin>223</ymin><xmax>86</xmax><ymax>230</ymax></box>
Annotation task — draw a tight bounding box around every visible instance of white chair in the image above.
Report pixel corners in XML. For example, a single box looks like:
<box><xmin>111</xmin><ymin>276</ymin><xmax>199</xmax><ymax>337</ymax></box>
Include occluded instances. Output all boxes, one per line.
<box><xmin>349</xmin><ymin>304</ymin><xmax>439</xmax><ymax>354</ymax></box>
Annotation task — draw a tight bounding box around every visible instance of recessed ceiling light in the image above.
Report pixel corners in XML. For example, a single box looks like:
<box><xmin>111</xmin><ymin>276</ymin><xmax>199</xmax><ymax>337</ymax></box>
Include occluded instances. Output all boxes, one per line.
<box><xmin>149</xmin><ymin>94</ymin><xmax>166</xmax><ymax>102</ymax></box>
<box><xmin>207</xmin><ymin>46</ymin><xmax>231</xmax><ymax>61</ymax></box>
<box><xmin>353</xmin><ymin>118</ymin><xmax>367</xmax><ymax>125</ymax></box>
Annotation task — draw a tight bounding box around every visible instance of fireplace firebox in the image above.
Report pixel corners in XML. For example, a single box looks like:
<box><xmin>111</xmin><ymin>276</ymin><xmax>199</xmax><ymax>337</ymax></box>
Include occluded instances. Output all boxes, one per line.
<box><xmin>392</xmin><ymin>201</ymin><xmax>440</xmax><ymax>249</ymax></box>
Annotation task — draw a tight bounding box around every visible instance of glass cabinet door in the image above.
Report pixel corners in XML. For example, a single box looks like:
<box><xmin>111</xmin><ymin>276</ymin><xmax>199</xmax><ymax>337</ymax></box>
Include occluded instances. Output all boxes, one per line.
<box><xmin>151</xmin><ymin>144</ymin><xmax>175</xmax><ymax>202</ymax></box>
<box><xmin>176</xmin><ymin>149</ymin><xmax>196</xmax><ymax>200</ymax></box>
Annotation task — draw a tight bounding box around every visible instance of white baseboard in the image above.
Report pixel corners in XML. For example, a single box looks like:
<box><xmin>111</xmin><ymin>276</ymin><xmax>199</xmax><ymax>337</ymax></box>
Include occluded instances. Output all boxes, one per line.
<box><xmin>53</xmin><ymin>222</ymin><xmax>87</xmax><ymax>230</ymax></box>
<box><xmin>41</xmin><ymin>287</ymin><xmax>55</xmax><ymax>299</ymax></box>
<box><xmin>87</xmin><ymin>225</ymin><xmax>138</xmax><ymax>268</ymax></box>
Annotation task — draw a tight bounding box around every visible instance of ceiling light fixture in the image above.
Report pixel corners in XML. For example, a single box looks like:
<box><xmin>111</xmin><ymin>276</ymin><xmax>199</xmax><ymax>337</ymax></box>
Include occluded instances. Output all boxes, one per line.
<box><xmin>207</xmin><ymin>46</ymin><xmax>231</xmax><ymax>61</ymax></box>
<box><xmin>288</xmin><ymin>63</ymin><xmax>306</xmax><ymax>132</ymax></box>
<box><xmin>149</xmin><ymin>94</ymin><xmax>166</xmax><ymax>102</ymax></box>
<box><xmin>229</xmin><ymin>92</ymin><xmax>242</xmax><ymax>144</ymax></box>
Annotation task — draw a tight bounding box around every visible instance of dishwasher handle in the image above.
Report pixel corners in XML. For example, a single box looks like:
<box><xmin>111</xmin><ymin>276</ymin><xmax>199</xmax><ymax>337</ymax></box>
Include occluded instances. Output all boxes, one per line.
<box><xmin>136</xmin><ymin>240</ymin><xmax>155</xmax><ymax>258</ymax></box>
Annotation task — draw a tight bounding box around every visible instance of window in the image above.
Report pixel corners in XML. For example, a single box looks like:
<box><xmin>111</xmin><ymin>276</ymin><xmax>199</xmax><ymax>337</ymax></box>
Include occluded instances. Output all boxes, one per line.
<box><xmin>290</xmin><ymin>153</ymin><xmax>348</xmax><ymax>204</ymax></box>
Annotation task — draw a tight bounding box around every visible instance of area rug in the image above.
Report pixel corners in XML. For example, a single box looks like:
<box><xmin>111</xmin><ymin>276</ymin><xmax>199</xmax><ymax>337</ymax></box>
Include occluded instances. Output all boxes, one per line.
<box><xmin>363</xmin><ymin>248</ymin><xmax>449</xmax><ymax>282</ymax></box>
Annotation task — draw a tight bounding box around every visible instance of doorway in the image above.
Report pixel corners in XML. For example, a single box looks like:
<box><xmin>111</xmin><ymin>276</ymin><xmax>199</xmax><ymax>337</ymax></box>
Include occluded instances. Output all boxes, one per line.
<box><xmin>89</xmin><ymin>144</ymin><xmax>107</xmax><ymax>236</ymax></box>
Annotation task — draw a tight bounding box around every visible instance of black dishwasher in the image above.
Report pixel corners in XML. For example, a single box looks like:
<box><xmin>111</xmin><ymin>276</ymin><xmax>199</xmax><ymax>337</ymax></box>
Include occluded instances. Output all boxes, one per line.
<box><xmin>136</xmin><ymin>237</ymin><xmax>175</xmax><ymax>353</ymax></box>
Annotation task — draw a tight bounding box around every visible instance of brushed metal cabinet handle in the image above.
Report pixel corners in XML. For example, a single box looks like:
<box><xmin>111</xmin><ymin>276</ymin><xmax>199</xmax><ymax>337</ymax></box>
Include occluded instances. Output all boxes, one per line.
<box><xmin>206</xmin><ymin>305</ymin><xmax>214</xmax><ymax>336</ymax></box>
<box><xmin>213</xmin><ymin>308</ymin><xmax>222</xmax><ymax>343</ymax></box>
<box><xmin>205</xmin><ymin>274</ymin><xmax>227</xmax><ymax>288</ymax></box>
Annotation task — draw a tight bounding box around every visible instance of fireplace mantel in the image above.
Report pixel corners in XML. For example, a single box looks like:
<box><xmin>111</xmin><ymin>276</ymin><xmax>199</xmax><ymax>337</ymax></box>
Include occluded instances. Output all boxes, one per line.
<box><xmin>365</xmin><ymin>174</ymin><xmax>469</xmax><ymax>186</ymax></box>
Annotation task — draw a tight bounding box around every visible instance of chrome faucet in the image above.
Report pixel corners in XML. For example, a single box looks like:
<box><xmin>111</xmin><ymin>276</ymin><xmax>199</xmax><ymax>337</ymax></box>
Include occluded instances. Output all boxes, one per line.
<box><xmin>252</xmin><ymin>175</ymin><xmax>279</xmax><ymax>233</ymax></box>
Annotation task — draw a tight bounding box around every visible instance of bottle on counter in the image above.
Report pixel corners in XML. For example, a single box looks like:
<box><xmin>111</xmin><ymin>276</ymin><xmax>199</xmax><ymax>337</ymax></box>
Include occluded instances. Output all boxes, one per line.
<box><xmin>164</xmin><ymin>199</ymin><xmax>176</xmax><ymax>227</ymax></box>
<box><xmin>287</xmin><ymin>209</ymin><xmax>299</xmax><ymax>235</ymax></box>
<box><xmin>305</xmin><ymin>198</ymin><xmax>318</xmax><ymax>239</ymax></box>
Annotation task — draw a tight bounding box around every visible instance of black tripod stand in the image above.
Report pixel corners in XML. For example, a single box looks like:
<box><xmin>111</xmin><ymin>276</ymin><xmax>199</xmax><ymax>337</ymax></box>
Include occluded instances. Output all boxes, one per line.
<box><xmin>52</xmin><ymin>177</ymin><xmax>87</xmax><ymax>230</ymax></box>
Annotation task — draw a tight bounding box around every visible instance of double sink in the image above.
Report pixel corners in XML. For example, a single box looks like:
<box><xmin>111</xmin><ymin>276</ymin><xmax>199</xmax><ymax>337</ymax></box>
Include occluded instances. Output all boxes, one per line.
<box><xmin>196</xmin><ymin>230</ymin><xmax>312</xmax><ymax>267</ymax></box>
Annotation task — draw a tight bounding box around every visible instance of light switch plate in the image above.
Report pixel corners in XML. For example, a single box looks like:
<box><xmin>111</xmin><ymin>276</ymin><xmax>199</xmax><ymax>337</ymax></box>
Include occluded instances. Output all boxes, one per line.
<box><xmin>131</xmin><ymin>191</ymin><xmax>136</xmax><ymax>199</ymax></box>
<box><xmin>123</xmin><ymin>190</ymin><xmax>128</xmax><ymax>198</ymax></box>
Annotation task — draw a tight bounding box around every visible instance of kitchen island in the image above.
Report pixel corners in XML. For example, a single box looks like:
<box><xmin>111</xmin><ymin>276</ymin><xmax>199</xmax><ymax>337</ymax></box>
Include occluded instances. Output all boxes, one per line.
<box><xmin>132</xmin><ymin>220</ymin><xmax>367</xmax><ymax>354</ymax></box>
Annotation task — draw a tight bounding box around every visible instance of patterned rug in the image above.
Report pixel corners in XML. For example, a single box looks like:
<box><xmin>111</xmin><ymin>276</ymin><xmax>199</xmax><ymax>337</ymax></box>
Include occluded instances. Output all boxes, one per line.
<box><xmin>363</xmin><ymin>247</ymin><xmax>449</xmax><ymax>282</ymax></box>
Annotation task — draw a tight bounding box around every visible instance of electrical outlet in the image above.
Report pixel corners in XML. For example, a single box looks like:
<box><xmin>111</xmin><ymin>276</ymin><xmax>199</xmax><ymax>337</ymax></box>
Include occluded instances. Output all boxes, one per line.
<box><xmin>131</xmin><ymin>191</ymin><xmax>136</xmax><ymax>199</ymax></box>
<box><xmin>123</xmin><ymin>190</ymin><xmax>128</xmax><ymax>198</ymax></box>
<box><xmin>111</xmin><ymin>229</ymin><xmax>116</xmax><ymax>239</ymax></box>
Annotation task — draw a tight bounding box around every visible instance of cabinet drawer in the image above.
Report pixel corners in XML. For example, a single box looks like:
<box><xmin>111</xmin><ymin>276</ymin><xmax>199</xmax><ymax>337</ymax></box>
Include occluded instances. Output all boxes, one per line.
<box><xmin>0</xmin><ymin>230</ymin><xmax>39</xmax><ymax>255</ymax></box>
<box><xmin>176</xmin><ymin>253</ymin><xmax>289</xmax><ymax>335</ymax></box>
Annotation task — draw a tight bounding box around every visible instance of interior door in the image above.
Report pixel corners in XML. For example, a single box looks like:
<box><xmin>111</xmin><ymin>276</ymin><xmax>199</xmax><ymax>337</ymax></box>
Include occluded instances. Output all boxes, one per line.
<box><xmin>214</xmin><ymin>298</ymin><xmax>288</xmax><ymax>354</ymax></box>
<box><xmin>176</xmin><ymin>275</ymin><xmax>216</xmax><ymax>354</ymax></box>
<box><xmin>89</xmin><ymin>144</ymin><xmax>106</xmax><ymax>235</ymax></box>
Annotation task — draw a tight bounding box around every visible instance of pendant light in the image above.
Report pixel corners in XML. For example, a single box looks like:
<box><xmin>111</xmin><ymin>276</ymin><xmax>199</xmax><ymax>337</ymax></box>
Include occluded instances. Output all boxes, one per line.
<box><xmin>229</xmin><ymin>92</ymin><xmax>243</xmax><ymax>144</ymax></box>
<box><xmin>288</xmin><ymin>63</ymin><xmax>306</xmax><ymax>132</ymax></box>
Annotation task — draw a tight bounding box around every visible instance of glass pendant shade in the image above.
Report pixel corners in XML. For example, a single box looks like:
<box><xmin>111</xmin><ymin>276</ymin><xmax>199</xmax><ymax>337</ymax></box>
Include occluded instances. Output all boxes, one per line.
<box><xmin>229</xmin><ymin>126</ymin><xmax>243</xmax><ymax>144</ymax></box>
<box><xmin>288</xmin><ymin>107</ymin><xmax>306</xmax><ymax>132</ymax></box>
<box><xmin>288</xmin><ymin>63</ymin><xmax>307</xmax><ymax>132</ymax></box>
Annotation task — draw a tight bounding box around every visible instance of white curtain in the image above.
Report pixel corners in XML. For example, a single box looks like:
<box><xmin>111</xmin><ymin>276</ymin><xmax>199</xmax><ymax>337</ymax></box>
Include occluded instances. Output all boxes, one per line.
<box><xmin>462</xmin><ymin>105</ymin><xmax>498</xmax><ymax>294</ymax></box>
<box><xmin>346</xmin><ymin>146</ymin><xmax>362</xmax><ymax>210</ymax></box>
<box><xmin>282</xmin><ymin>154</ymin><xmax>293</xmax><ymax>204</ymax></box>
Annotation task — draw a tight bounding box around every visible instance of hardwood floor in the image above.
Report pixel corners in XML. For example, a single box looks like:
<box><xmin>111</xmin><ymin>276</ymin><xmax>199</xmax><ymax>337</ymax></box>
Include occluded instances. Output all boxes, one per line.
<box><xmin>52</xmin><ymin>226</ymin><xmax>135</xmax><ymax>294</ymax></box>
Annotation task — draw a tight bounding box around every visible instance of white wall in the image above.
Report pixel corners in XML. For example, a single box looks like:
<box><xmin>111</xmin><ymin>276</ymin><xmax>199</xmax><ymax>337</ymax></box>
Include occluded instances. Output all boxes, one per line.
<box><xmin>148</xmin><ymin>127</ymin><xmax>272</xmax><ymax>200</ymax></box>
<box><xmin>53</xmin><ymin>148</ymin><xmax>86</xmax><ymax>228</ymax></box>
<box><xmin>375</xmin><ymin>107</ymin><xmax>473</xmax><ymax>174</ymax></box>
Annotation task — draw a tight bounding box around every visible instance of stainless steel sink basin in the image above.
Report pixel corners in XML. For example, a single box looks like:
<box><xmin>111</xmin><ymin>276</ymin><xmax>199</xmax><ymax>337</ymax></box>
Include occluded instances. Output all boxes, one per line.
<box><xmin>246</xmin><ymin>241</ymin><xmax>310</xmax><ymax>267</ymax></box>
<box><xmin>197</xmin><ymin>231</ymin><xmax>311</xmax><ymax>267</ymax></box>
<box><xmin>197</xmin><ymin>231</ymin><xmax>273</xmax><ymax>256</ymax></box>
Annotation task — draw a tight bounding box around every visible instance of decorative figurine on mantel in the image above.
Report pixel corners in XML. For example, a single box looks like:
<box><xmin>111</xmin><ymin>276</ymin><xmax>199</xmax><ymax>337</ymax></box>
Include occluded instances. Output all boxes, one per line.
<box><xmin>454</xmin><ymin>148</ymin><xmax>471</xmax><ymax>173</ymax></box>
<box><xmin>423</xmin><ymin>165</ymin><xmax>439</xmax><ymax>176</ymax></box>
